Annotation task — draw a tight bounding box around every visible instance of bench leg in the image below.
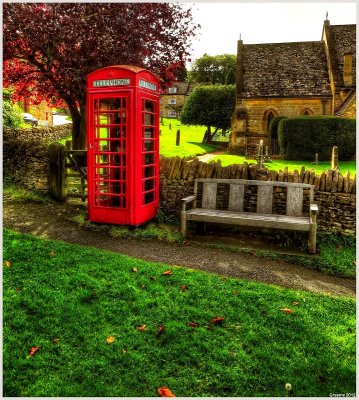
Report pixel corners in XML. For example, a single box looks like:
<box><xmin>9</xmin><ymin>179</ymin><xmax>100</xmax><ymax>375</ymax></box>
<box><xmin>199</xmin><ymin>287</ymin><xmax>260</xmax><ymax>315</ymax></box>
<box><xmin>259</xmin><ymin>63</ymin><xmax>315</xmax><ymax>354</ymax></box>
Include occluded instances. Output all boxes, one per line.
<box><xmin>308</xmin><ymin>223</ymin><xmax>317</xmax><ymax>253</ymax></box>
<box><xmin>181</xmin><ymin>211</ymin><xmax>187</xmax><ymax>237</ymax></box>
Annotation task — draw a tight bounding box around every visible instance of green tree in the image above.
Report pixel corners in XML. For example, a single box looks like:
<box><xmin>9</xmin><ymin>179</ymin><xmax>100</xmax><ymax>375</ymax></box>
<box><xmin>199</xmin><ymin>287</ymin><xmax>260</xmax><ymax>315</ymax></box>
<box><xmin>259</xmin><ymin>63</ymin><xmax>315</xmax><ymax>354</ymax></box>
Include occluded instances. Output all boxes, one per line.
<box><xmin>180</xmin><ymin>85</ymin><xmax>236</xmax><ymax>143</ymax></box>
<box><xmin>189</xmin><ymin>54</ymin><xmax>236</xmax><ymax>84</ymax></box>
<box><xmin>3</xmin><ymin>89</ymin><xmax>23</xmax><ymax>129</ymax></box>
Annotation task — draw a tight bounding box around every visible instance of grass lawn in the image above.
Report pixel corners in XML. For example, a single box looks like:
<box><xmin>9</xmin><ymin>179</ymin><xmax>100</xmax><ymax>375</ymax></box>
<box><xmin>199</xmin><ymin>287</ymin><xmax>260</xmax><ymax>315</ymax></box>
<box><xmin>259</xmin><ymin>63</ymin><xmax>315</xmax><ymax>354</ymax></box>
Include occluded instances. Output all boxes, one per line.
<box><xmin>211</xmin><ymin>155</ymin><xmax>356</xmax><ymax>175</ymax></box>
<box><xmin>159</xmin><ymin>118</ymin><xmax>217</xmax><ymax>158</ymax></box>
<box><xmin>3</xmin><ymin>229</ymin><xmax>355</xmax><ymax>397</ymax></box>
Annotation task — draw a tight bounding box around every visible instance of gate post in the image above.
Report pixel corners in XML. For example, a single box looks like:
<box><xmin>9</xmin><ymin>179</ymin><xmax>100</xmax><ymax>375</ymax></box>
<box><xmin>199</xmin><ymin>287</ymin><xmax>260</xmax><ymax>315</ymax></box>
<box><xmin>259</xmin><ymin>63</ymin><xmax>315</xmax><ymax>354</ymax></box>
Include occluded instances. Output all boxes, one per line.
<box><xmin>49</xmin><ymin>143</ymin><xmax>66</xmax><ymax>201</ymax></box>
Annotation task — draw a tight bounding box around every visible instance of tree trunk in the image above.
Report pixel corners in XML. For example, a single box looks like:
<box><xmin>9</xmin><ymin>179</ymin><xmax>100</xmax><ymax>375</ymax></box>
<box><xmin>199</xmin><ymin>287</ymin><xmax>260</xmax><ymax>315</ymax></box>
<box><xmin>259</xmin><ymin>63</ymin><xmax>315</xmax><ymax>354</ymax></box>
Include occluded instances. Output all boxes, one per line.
<box><xmin>202</xmin><ymin>126</ymin><xmax>211</xmax><ymax>144</ymax></box>
<box><xmin>202</xmin><ymin>126</ymin><xmax>219</xmax><ymax>144</ymax></box>
<box><xmin>67</xmin><ymin>98</ymin><xmax>87</xmax><ymax>150</ymax></box>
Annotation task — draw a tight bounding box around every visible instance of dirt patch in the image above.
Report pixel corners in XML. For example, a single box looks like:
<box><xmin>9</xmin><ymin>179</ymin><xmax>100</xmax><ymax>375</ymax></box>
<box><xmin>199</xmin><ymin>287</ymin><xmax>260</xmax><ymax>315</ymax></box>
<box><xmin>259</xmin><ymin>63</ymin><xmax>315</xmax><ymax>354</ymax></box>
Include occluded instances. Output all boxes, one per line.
<box><xmin>3</xmin><ymin>199</ymin><xmax>355</xmax><ymax>298</ymax></box>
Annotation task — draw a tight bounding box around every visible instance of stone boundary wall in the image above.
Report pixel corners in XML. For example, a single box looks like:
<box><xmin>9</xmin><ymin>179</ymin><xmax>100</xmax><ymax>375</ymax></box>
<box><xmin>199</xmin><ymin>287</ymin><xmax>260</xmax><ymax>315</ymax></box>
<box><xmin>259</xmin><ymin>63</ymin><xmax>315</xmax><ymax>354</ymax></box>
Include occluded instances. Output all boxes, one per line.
<box><xmin>3</xmin><ymin>125</ymin><xmax>72</xmax><ymax>192</ymax></box>
<box><xmin>3</xmin><ymin>135</ymin><xmax>356</xmax><ymax>235</ymax></box>
<box><xmin>160</xmin><ymin>156</ymin><xmax>356</xmax><ymax>235</ymax></box>
<box><xmin>3</xmin><ymin>124</ymin><xmax>72</xmax><ymax>143</ymax></box>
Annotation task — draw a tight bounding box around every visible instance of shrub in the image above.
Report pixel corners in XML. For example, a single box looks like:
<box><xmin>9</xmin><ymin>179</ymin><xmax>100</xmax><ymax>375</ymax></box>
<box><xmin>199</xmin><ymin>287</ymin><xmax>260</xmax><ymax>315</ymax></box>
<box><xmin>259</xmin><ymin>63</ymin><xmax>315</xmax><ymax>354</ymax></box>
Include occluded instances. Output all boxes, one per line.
<box><xmin>3</xmin><ymin>89</ymin><xmax>23</xmax><ymax>129</ymax></box>
<box><xmin>278</xmin><ymin>116</ymin><xmax>356</xmax><ymax>161</ymax></box>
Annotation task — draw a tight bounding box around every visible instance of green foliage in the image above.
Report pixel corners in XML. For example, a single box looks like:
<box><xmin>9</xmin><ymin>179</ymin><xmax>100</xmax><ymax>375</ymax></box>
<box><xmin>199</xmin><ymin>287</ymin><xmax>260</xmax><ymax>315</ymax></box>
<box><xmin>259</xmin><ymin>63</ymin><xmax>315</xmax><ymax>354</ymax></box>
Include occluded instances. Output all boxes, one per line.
<box><xmin>3</xmin><ymin>178</ymin><xmax>51</xmax><ymax>203</ymax></box>
<box><xmin>180</xmin><ymin>85</ymin><xmax>236</xmax><ymax>131</ymax></box>
<box><xmin>189</xmin><ymin>54</ymin><xmax>237</xmax><ymax>84</ymax></box>
<box><xmin>3</xmin><ymin>88</ymin><xmax>24</xmax><ymax>128</ymax></box>
<box><xmin>268</xmin><ymin>116</ymin><xmax>288</xmax><ymax>139</ymax></box>
<box><xmin>3</xmin><ymin>229</ymin><xmax>356</xmax><ymax>397</ymax></box>
<box><xmin>72</xmin><ymin>209</ymin><xmax>182</xmax><ymax>243</ymax></box>
<box><xmin>278</xmin><ymin>116</ymin><xmax>356</xmax><ymax>161</ymax></box>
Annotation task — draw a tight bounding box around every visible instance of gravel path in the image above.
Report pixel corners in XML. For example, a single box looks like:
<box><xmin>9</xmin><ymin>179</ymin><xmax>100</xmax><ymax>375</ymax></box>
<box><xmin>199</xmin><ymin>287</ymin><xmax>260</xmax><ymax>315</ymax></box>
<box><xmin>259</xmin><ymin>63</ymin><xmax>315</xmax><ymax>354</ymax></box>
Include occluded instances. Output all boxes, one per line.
<box><xmin>3</xmin><ymin>199</ymin><xmax>355</xmax><ymax>298</ymax></box>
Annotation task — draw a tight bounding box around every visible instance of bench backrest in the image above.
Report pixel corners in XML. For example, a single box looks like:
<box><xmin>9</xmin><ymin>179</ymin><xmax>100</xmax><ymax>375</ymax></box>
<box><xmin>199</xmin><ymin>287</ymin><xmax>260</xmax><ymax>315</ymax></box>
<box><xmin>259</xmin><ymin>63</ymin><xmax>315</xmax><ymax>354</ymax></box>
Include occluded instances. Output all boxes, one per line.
<box><xmin>194</xmin><ymin>178</ymin><xmax>314</xmax><ymax>217</ymax></box>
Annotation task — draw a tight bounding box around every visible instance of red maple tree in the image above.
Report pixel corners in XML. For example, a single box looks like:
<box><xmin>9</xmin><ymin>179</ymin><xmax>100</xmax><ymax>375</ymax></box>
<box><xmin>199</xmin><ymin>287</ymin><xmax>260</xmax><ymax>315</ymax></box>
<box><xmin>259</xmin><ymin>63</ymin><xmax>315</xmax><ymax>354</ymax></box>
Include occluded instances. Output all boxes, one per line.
<box><xmin>3</xmin><ymin>3</ymin><xmax>198</xmax><ymax>148</ymax></box>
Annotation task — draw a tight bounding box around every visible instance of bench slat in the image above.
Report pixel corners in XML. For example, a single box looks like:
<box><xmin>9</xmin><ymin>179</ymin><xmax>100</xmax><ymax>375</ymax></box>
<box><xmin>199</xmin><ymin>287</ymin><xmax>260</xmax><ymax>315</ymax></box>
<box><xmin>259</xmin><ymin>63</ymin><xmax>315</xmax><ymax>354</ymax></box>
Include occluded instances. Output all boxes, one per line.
<box><xmin>186</xmin><ymin>208</ymin><xmax>311</xmax><ymax>231</ymax></box>
<box><xmin>202</xmin><ymin>182</ymin><xmax>217</xmax><ymax>209</ymax></box>
<box><xmin>228</xmin><ymin>184</ymin><xmax>244</xmax><ymax>212</ymax></box>
<box><xmin>287</xmin><ymin>186</ymin><xmax>303</xmax><ymax>217</ymax></box>
<box><xmin>257</xmin><ymin>185</ymin><xmax>273</xmax><ymax>214</ymax></box>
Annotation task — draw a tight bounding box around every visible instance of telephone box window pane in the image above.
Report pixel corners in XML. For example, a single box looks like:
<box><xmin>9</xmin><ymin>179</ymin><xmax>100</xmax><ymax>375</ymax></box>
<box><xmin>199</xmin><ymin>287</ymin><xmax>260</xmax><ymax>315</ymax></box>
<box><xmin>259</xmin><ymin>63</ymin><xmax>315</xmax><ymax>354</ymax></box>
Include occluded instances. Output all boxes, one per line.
<box><xmin>144</xmin><ymin>113</ymin><xmax>154</xmax><ymax>126</ymax></box>
<box><xmin>144</xmin><ymin>179</ymin><xmax>155</xmax><ymax>191</ymax></box>
<box><xmin>99</xmin><ymin>112</ymin><xmax>122</xmax><ymax>125</ymax></box>
<box><xmin>144</xmin><ymin>192</ymin><xmax>154</xmax><ymax>204</ymax></box>
<box><xmin>144</xmin><ymin>153</ymin><xmax>155</xmax><ymax>165</ymax></box>
<box><xmin>99</xmin><ymin>98</ymin><xmax>121</xmax><ymax>110</ymax></box>
<box><xmin>144</xmin><ymin>100</ymin><xmax>155</xmax><ymax>113</ymax></box>
<box><xmin>144</xmin><ymin>166</ymin><xmax>154</xmax><ymax>178</ymax></box>
<box><xmin>144</xmin><ymin>140</ymin><xmax>154</xmax><ymax>152</ymax></box>
<box><xmin>144</xmin><ymin>128</ymin><xmax>154</xmax><ymax>138</ymax></box>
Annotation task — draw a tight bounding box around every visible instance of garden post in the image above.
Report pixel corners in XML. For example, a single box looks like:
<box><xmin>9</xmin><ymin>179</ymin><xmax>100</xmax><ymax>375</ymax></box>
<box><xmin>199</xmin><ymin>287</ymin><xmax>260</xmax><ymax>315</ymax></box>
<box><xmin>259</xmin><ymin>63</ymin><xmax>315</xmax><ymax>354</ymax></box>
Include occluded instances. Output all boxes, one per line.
<box><xmin>176</xmin><ymin>129</ymin><xmax>180</xmax><ymax>146</ymax></box>
<box><xmin>49</xmin><ymin>143</ymin><xmax>66</xmax><ymax>202</ymax></box>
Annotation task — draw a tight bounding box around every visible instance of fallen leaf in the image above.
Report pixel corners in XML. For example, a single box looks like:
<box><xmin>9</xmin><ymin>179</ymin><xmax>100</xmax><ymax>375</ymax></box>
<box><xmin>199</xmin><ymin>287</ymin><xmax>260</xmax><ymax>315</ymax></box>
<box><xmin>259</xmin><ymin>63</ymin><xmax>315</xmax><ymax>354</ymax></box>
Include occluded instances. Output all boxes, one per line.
<box><xmin>15</xmin><ymin>288</ymin><xmax>22</xmax><ymax>292</ymax></box>
<box><xmin>335</xmin><ymin>244</ymin><xmax>342</xmax><ymax>251</ymax></box>
<box><xmin>91</xmin><ymin>291</ymin><xmax>97</xmax><ymax>297</ymax></box>
<box><xmin>53</xmin><ymin>339</ymin><xmax>60</xmax><ymax>345</ymax></box>
<box><xmin>180</xmin><ymin>285</ymin><xmax>187</xmax><ymax>291</ymax></box>
<box><xmin>211</xmin><ymin>316</ymin><xmax>225</xmax><ymax>325</ymax></box>
<box><xmin>233</xmin><ymin>290</ymin><xmax>240</xmax><ymax>295</ymax></box>
<box><xmin>251</xmin><ymin>251</ymin><xmax>257</xmax><ymax>257</ymax></box>
<box><xmin>292</xmin><ymin>301</ymin><xmax>299</xmax><ymax>305</ymax></box>
<box><xmin>136</xmin><ymin>324</ymin><xmax>146</xmax><ymax>331</ymax></box>
<box><xmin>132</xmin><ymin>267</ymin><xmax>138</xmax><ymax>272</ymax></box>
<box><xmin>150</xmin><ymin>276</ymin><xmax>157</xmax><ymax>281</ymax></box>
<box><xmin>162</xmin><ymin>270</ymin><xmax>173</xmax><ymax>276</ymax></box>
<box><xmin>49</xmin><ymin>251</ymin><xmax>55</xmax><ymax>257</ymax></box>
<box><xmin>188</xmin><ymin>322</ymin><xmax>199</xmax><ymax>327</ymax></box>
<box><xmin>280</xmin><ymin>308</ymin><xmax>294</xmax><ymax>313</ymax></box>
<box><xmin>121</xmin><ymin>348</ymin><xmax>127</xmax><ymax>353</ymax></box>
<box><xmin>156</xmin><ymin>324</ymin><xmax>165</xmax><ymax>337</ymax></box>
<box><xmin>158</xmin><ymin>386</ymin><xmax>176</xmax><ymax>397</ymax></box>
<box><xmin>4</xmin><ymin>260</ymin><xmax>11</xmax><ymax>268</ymax></box>
<box><xmin>106</xmin><ymin>336</ymin><xmax>115</xmax><ymax>344</ymax></box>
<box><xmin>28</xmin><ymin>346</ymin><xmax>40</xmax><ymax>357</ymax></box>
<box><xmin>353</xmin><ymin>260</ymin><xmax>356</xmax><ymax>265</ymax></box>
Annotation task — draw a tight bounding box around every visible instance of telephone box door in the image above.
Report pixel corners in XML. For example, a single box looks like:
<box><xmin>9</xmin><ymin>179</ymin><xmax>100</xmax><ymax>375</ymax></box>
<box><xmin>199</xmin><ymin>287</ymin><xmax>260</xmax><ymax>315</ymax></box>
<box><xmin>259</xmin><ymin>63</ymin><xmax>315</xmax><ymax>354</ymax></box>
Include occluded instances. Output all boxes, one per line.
<box><xmin>87</xmin><ymin>93</ymin><xmax>131</xmax><ymax>224</ymax></box>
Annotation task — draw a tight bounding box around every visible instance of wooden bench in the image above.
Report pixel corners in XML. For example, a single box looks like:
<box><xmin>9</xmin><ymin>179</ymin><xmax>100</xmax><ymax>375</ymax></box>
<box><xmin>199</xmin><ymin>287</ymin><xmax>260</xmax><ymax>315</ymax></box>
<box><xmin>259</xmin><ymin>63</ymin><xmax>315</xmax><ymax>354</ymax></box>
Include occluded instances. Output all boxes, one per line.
<box><xmin>181</xmin><ymin>178</ymin><xmax>319</xmax><ymax>253</ymax></box>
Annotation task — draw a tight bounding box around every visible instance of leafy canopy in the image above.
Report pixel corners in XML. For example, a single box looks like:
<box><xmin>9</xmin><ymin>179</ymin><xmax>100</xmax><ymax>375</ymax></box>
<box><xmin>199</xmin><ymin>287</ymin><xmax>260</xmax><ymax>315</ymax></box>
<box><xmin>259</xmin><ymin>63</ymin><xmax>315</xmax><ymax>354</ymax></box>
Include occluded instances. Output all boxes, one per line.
<box><xmin>181</xmin><ymin>85</ymin><xmax>236</xmax><ymax>131</ymax></box>
<box><xmin>3</xmin><ymin>3</ymin><xmax>198</xmax><ymax>148</ymax></box>
<box><xmin>189</xmin><ymin>54</ymin><xmax>236</xmax><ymax>84</ymax></box>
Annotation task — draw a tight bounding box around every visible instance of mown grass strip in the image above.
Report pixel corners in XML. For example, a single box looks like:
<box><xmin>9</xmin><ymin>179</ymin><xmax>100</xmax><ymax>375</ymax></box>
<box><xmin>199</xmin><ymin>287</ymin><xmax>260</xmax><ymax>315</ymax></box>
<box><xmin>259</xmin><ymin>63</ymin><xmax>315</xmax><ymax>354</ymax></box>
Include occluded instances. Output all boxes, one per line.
<box><xmin>3</xmin><ymin>229</ymin><xmax>355</xmax><ymax>397</ymax></box>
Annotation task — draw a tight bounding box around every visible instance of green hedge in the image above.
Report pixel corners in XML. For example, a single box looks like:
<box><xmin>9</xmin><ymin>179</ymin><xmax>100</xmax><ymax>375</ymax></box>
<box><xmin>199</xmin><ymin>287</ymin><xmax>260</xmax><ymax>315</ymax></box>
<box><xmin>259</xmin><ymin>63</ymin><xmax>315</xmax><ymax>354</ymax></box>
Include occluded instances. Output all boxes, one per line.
<box><xmin>278</xmin><ymin>116</ymin><xmax>356</xmax><ymax>161</ymax></box>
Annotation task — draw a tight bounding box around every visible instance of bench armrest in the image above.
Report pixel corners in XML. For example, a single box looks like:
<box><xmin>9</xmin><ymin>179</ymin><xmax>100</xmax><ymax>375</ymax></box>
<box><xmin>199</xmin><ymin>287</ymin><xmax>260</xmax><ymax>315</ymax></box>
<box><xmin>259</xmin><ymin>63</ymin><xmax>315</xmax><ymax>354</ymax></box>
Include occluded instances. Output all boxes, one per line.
<box><xmin>310</xmin><ymin>203</ymin><xmax>319</xmax><ymax>214</ymax></box>
<box><xmin>181</xmin><ymin>195</ymin><xmax>196</xmax><ymax>211</ymax></box>
<box><xmin>310</xmin><ymin>203</ymin><xmax>319</xmax><ymax>223</ymax></box>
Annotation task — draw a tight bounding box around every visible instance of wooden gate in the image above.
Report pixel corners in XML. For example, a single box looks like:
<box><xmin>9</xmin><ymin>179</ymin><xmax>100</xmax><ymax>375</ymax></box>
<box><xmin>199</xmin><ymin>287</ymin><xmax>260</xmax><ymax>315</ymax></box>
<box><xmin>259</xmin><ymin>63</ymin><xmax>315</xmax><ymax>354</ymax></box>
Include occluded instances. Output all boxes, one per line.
<box><xmin>65</xmin><ymin>149</ymin><xmax>87</xmax><ymax>202</ymax></box>
<box><xmin>49</xmin><ymin>142</ymin><xmax>87</xmax><ymax>202</ymax></box>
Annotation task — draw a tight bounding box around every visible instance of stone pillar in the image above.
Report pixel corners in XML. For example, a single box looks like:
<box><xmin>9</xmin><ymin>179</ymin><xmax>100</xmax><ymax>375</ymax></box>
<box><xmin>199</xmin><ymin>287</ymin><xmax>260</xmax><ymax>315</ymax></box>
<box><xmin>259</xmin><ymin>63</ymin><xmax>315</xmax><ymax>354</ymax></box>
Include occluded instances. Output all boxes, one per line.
<box><xmin>331</xmin><ymin>146</ymin><xmax>338</xmax><ymax>170</ymax></box>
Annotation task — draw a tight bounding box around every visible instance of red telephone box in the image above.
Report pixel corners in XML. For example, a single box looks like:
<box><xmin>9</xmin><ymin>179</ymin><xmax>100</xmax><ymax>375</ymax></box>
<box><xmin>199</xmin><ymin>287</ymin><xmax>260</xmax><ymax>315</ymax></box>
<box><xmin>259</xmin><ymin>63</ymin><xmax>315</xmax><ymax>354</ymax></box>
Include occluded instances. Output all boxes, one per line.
<box><xmin>86</xmin><ymin>65</ymin><xmax>160</xmax><ymax>225</ymax></box>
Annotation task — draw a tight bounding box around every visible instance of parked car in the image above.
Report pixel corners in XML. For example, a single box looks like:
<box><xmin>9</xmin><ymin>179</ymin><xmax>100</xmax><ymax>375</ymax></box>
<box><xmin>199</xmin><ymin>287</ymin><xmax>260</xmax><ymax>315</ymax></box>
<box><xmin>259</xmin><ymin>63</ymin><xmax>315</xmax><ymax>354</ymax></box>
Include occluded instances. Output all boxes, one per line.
<box><xmin>52</xmin><ymin>109</ymin><xmax>57</xmax><ymax>115</ymax></box>
<box><xmin>22</xmin><ymin>113</ymin><xmax>38</xmax><ymax>126</ymax></box>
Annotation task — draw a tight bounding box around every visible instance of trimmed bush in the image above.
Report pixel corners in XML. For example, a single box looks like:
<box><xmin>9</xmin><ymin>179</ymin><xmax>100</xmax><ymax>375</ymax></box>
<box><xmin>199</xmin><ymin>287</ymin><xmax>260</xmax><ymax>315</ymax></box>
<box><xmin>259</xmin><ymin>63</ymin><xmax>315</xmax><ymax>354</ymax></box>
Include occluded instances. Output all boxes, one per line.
<box><xmin>278</xmin><ymin>116</ymin><xmax>356</xmax><ymax>161</ymax></box>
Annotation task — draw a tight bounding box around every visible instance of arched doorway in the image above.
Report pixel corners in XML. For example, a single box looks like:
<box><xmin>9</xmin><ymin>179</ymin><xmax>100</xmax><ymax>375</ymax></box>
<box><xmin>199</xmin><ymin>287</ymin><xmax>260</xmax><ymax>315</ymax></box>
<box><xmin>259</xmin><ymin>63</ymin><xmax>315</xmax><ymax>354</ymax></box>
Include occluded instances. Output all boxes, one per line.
<box><xmin>263</xmin><ymin>109</ymin><xmax>279</xmax><ymax>155</ymax></box>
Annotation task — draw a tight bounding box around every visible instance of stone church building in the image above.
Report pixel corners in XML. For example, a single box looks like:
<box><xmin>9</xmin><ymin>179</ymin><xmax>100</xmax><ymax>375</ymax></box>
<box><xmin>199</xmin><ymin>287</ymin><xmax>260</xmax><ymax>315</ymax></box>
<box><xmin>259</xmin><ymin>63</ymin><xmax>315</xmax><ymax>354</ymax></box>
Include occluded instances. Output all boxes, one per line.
<box><xmin>230</xmin><ymin>19</ymin><xmax>356</xmax><ymax>156</ymax></box>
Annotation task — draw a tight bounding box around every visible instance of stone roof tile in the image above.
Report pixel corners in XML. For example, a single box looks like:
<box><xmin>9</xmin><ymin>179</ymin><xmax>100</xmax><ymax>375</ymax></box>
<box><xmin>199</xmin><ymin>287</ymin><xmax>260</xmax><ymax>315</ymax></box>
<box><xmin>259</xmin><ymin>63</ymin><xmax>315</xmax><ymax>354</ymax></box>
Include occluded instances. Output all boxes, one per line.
<box><xmin>240</xmin><ymin>41</ymin><xmax>332</xmax><ymax>97</ymax></box>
